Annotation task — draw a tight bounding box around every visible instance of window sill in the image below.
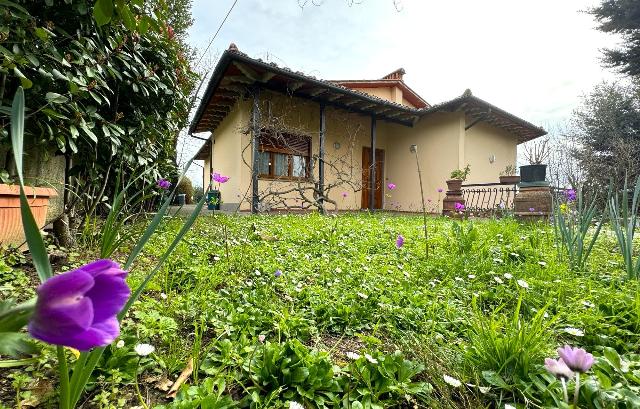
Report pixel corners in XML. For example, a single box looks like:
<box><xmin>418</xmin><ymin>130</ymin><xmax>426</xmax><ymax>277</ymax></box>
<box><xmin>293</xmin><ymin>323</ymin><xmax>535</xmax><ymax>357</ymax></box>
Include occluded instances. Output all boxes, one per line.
<box><xmin>258</xmin><ymin>175</ymin><xmax>313</xmax><ymax>183</ymax></box>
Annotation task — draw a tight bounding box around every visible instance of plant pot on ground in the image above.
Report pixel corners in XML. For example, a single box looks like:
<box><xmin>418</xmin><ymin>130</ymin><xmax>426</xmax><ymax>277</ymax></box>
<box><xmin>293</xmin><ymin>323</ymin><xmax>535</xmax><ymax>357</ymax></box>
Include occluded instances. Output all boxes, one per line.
<box><xmin>0</xmin><ymin>184</ymin><xmax>57</xmax><ymax>249</ymax></box>
<box><xmin>207</xmin><ymin>189</ymin><xmax>221</xmax><ymax>210</ymax></box>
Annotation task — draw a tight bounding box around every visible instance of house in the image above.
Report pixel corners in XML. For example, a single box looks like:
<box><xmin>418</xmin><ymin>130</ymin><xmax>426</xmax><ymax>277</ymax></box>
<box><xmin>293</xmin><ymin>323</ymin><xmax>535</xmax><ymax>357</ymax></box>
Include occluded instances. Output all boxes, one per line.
<box><xmin>190</xmin><ymin>43</ymin><xmax>546</xmax><ymax>212</ymax></box>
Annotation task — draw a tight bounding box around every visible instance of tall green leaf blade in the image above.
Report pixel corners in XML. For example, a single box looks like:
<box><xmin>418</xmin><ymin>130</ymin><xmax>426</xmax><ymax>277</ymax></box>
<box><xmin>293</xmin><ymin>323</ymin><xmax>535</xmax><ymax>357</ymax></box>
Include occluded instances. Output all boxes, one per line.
<box><xmin>10</xmin><ymin>87</ymin><xmax>53</xmax><ymax>282</ymax></box>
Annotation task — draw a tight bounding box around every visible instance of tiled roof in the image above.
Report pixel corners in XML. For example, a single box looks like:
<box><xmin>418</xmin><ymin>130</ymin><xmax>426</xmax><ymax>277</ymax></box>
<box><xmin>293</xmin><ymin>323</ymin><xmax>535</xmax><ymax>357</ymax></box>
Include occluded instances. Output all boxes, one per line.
<box><xmin>189</xmin><ymin>44</ymin><xmax>545</xmax><ymax>143</ymax></box>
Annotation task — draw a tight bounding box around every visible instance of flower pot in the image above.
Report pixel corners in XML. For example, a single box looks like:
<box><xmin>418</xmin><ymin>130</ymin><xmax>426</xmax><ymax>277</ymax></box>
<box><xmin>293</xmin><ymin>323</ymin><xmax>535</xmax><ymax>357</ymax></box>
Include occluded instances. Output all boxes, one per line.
<box><xmin>519</xmin><ymin>164</ymin><xmax>547</xmax><ymax>183</ymax></box>
<box><xmin>446</xmin><ymin>179</ymin><xmax>463</xmax><ymax>192</ymax></box>
<box><xmin>499</xmin><ymin>175</ymin><xmax>521</xmax><ymax>185</ymax></box>
<box><xmin>0</xmin><ymin>184</ymin><xmax>57</xmax><ymax>249</ymax></box>
<box><xmin>207</xmin><ymin>190</ymin><xmax>221</xmax><ymax>210</ymax></box>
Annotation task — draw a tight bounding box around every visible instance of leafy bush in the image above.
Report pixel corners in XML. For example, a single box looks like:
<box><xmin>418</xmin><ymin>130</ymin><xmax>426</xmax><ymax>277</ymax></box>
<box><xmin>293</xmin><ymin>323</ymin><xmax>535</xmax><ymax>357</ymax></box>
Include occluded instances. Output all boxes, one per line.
<box><xmin>450</xmin><ymin>164</ymin><xmax>471</xmax><ymax>181</ymax></box>
<box><xmin>176</xmin><ymin>177</ymin><xmax>195</xmax><ymax>204</ymax></box>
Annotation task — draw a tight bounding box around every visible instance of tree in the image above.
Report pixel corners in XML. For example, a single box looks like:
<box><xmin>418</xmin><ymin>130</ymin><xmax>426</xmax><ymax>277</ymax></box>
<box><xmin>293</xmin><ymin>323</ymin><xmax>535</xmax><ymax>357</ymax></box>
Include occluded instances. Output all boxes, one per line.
<box><xmin>1</xmin><ymin>0</ymin><xmax>197</xmax><ymax>244</ymax></box>
<box><xmin>570</xmin><ymin>81</ymin><xmax>640</xmax><ymax>193</ymax></box>
<box><xmin>591</xmin><ymin>0</ymin><xmax>640</xmax><ymax>76</ymax></box>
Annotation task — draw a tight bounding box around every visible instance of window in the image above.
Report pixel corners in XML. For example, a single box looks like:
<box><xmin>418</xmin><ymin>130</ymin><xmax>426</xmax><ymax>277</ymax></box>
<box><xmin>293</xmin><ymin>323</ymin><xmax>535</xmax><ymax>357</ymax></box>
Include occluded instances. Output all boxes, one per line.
<box><xmin>257</xmin><ymin>129</ymin><xmax>311</xmax><ymax>180</ymax></box>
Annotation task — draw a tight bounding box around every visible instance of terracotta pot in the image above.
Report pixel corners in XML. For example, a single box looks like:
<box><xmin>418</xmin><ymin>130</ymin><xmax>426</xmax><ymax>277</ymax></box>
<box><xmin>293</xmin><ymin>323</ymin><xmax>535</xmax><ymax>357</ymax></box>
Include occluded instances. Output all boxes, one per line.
<box><xmin>0</xmin><ymin>184</ymin><xmax>58</xmax><ymax>249</ymax></box>
<box><xmin>446</xmin><ymin>179</ymin><xmax>463</xmax><ymax>192</ymax></box>
<box><xmin>499</xmin><ymin>175</ymin><xmax>521</xmax><ymax>185</ymax></box>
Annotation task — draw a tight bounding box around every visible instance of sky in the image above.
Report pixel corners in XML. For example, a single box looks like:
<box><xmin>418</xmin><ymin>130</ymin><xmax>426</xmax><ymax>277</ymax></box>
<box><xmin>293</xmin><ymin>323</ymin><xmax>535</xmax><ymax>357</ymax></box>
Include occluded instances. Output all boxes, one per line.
<box><xmin>179</xmin><ymin>0</ymin><xmax>622</xmax><ymax>186</ymax></box>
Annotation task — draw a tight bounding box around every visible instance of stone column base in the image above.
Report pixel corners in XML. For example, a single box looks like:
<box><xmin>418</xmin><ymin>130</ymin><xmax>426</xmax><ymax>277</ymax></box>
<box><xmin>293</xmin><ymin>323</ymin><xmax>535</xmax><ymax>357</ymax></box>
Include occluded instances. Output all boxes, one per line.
<box><xmin>514</xmin><ymin>184</ymin><xmax>552</xmax><ymax>221</ymax></box>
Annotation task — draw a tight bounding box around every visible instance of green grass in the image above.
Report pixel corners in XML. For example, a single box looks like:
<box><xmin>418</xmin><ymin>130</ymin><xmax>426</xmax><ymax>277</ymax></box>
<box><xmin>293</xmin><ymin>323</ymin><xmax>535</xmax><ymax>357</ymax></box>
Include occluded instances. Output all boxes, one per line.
<box><xmin>3</xmin><ymin>212</ymin><xmax>640</xmax><ymax>408</ymax></box>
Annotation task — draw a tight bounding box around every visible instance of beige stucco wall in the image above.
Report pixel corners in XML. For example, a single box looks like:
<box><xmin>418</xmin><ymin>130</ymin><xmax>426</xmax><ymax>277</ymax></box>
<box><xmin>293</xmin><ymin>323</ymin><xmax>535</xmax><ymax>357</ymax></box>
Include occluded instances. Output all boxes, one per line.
<box><xmin>464</xmin><ymin>120</ymin><xmax>518</xmax><ymax>184</ymax></box>
<box><xmin>205</xmin><ymin>90</ymin><xmax>522</xmax><ymax>213</ymax></box>
<box><xmin>381</xmin><ymin>112</ymin><xmax>463</xmax><ymax>212</ymax></box>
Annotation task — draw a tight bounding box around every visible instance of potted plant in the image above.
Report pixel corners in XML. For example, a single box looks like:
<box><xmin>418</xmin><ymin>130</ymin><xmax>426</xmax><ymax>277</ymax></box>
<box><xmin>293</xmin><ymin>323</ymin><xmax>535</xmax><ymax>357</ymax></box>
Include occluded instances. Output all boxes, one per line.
<box><xmin>447</xmin><ymin>164</ymin><xmax>471</xmax><ymax>191</ymax></box>
<box><xmin>499</xmin><ymin>164</ymin><xmax>520</xmax><ymax>184</ymax></box>
<box><xmin>208</xmin><ymin>172</ymin><xmax>229</xmax><ymax>211</ymax></box>
<box><xmin>520</xmin><ymin>139</ymin><xmax>550</xmax><ymax>183</ymax></box>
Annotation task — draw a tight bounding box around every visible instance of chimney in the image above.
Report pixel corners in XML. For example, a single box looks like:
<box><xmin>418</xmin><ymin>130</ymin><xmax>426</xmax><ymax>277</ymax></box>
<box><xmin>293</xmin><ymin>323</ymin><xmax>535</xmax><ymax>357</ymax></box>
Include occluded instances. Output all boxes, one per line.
<box><xmin>382</xmin><ymin>68</ymin><xmax>406</xmax><ymax>81</ymax></box>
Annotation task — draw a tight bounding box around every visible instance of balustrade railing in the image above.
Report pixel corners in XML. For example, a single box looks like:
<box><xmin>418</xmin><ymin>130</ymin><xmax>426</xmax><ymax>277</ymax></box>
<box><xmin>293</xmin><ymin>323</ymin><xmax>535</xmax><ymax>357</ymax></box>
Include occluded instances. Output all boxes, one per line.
<box><xmin>461</xmin><ymin>182</ymin><xmax>518</xmax><ymax>214</ymax></box>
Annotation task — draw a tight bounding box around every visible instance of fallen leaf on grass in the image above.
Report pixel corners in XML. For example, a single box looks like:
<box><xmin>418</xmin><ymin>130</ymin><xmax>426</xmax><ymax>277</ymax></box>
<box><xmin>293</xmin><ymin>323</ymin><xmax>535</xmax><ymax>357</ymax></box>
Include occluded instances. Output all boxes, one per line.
<box><xmin>167</xmin><ymin>357</ymin><xmax>193</xmax><ymax>399</ymax></box>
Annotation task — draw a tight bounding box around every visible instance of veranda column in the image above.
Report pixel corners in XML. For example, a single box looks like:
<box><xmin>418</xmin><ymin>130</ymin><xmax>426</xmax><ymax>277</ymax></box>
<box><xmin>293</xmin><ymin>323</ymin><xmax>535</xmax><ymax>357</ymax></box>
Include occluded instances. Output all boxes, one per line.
<box><xmin>369</xmin><ymin>115</ymin><xmax>377</xmax><ymax>211</ymax></box>
<box><xmin>251</xmin><ymin>86</ymin><xmax>261</xmax><ymax>213</ymax></box>
<box><xmin>318</xmin><ymin>103</ymin><xmax>326</xmax><ymax>213</ymax></box>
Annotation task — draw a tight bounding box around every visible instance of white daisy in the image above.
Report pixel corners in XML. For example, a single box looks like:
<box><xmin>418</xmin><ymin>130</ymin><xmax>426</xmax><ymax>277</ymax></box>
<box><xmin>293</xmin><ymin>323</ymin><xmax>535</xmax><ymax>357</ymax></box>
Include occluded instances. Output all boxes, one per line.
<box><xmin>345</xmin><ymin>352</ymin><xmax>360</xmax><ymax>360</ymax></box>
<box><xmin>516</xmin><ymin>279</ymin><xmax>529</xmax><ymax>289</ymax></box>
<box><xmin>289</xmin><ymin>402</ymin><xmax>304</xmax><ymax>409</ymax></box>
<box><xmin>454</xmin><ymin>277</ymin><xmax>464</xmax><ymax>282</ymax></box>
<box><xmin>357</xmin><ymin>292</ymin><xmax>368</xmax><ymax>299</ymax></box>
<box><xmin>134</xmin><ymin>343</ymin><xmax>155</xmax><ymax>356</ymax></box>
<box><xmin>564</xmin><ymin>327</ymin><xmax>584</xmax><ymax>337</ymax></box>
<box><xmin>493</xmin><ymin>258</ymin><xmax>504</xmax><ymax>264</ymax></box>
<box><xmin>364</xmin><ymin>353</ymin><xmax>378</xmax><ymax>364</ymax></box>
<box><xmin>581</xmin><ymin>301</ymin><xmax>595</xmax><ymax>308</ymax></box>
<box><xmin>538</xmin><ymin>261</ymin><xmax>547</xmax><ymax>267</ymax></box>
<box><xmin>494</xmin><ymin>276</ymin><xmax>503</xmax><ymax>284</ymax></box>
<box><xmin>116</xmin><ymin>340</ymin><xmax>125</xmax><ymax>348</ymax></box>
<box><xmin>160</xmin><ymin>292</ymin><xmax>167</xmax><ymax>300</ymax></box>
<box><xmin>468</xmin><ymin>274</ymin><xmax>476</xmax><ymax>279</ymax></box>
<box><xmin>443</xmin><ymin>374</ymin><xmax>462</xmax><ymax>387</ymax></box>
<box><xmin>505</xmin><ymin>404</ymin><xmax>516</xmax><ymax>409</ymax></box>
<box><xmin>504</xmin><ymin>273</ymin><xmax>513</xmax><ymax>279</ymax></box>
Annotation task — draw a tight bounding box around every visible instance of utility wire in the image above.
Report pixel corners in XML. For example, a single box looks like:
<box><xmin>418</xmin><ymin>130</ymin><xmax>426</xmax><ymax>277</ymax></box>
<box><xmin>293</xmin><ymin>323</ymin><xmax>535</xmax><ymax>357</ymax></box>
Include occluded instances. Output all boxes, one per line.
<box><xmin>194</xmin><ymin>0</ymin><xmax>239</xmax><ymax>69</ymax></box>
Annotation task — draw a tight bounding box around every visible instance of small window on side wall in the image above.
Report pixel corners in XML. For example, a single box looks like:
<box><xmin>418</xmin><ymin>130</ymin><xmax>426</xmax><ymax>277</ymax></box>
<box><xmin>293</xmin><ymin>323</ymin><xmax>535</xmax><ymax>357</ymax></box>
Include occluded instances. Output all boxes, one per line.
<box><xmin>257</xmin><ymin>129</ymin><xmax>311</xmax><ymax>180</ymax></box>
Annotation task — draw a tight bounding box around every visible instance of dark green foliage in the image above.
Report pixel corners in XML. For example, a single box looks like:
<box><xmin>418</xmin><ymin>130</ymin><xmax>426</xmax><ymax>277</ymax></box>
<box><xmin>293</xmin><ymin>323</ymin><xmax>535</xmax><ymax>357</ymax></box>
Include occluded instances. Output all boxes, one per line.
<box><xmin>176</xmin><ymin>176</ymin><xmax>194</xmax><ymax>204</ymax></box>
<box><xmin>572</xmin><ymin>81</ymin><xmax>640</xmax><ymax>192</ymax></box>
<box><xmin>0</xmin><ymin>0</ymin><xmax>197</xmax><ymax>220</ymax></box>
<box><xmin>591</xmin><ymin>0</ymin><xmax>640</xmax><ymax>76</ymax></box>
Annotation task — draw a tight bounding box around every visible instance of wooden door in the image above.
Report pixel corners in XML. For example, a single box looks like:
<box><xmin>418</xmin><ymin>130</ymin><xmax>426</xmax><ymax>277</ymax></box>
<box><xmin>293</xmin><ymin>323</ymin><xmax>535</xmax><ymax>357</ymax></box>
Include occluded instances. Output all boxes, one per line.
<box><xmin>361</xmin><ymin>147</ymin><xmax>384</xmax><ymax>209</ymax></box>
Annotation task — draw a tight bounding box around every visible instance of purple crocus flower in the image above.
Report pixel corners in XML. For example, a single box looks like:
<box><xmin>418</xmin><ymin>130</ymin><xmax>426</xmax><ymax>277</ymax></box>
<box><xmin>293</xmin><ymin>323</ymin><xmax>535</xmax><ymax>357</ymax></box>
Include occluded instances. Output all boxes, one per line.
<box><xmin>557</xmin><ymin>345</ymin><xmax>594</xmax><ymax>373</ymax></box>
<box><xmin>455</xmin><ymin>202</ymin><xmax>465</xmax><ymax>211</ymax></box>
<box><xmin>529</xmin><ymin>207</ymin><xmax>535</xmax><ymax>212</ymax></box>
<box><xmin>565</xmin><ymin>189</ymin><xmax>577</xmax><ymax>202</ymax></box>
<box><xmin>274</xmin><ymin>269</ymin><xmax>282</xmax><ymax>278</ymax></box>
<box><xmin>387</xmin><ymin>183</ymin><xmax>396</xmax><ymax>190</ymax></box>
<box><xmin>342</xmin><ymin>192</ymin><xmax>348</xmax><ymax>198</ymax></box>
<box><xmin>28</xmin><ymin>260</ymin><xmax>130</xmax><ymax>351</ymax></box>
<box><xmin>157</xmin><ymin>178</ymin><xmax>171</xmax><ymax>190</ymax></box>
<box><xmin>396</xmin><ymin>234</ymin><xmax>404</xmax><ymax>248</ymax></box>
<box><xmin>212</xmin><ymin>172</ymin><xmax>230</xmax><ymax>184</ymax></box>
<box><xmin>437</xmin><ymin>188</ymin><xmax>444</xmax><ymax>193</ymax></box>
<box><xmin>544</xmin><ymin>357</ymin><xmax>574</xmax><ymax>379</ymax></box>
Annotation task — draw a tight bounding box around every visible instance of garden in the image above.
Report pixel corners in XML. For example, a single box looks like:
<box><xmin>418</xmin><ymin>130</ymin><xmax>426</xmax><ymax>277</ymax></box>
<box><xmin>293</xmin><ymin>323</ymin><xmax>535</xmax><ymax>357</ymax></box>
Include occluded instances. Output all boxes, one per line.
<box><xmin>3</xmin><ymin>178</ymin><xmax>640</xmax><ymax>407</ymax></box>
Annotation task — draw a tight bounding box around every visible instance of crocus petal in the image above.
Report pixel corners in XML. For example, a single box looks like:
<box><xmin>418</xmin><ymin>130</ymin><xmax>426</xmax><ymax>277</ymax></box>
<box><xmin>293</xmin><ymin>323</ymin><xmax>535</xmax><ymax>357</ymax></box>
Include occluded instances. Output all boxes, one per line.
<box><xmin>81</xmin><ymin>259</ymin><xmax>127</xmax><ymax>278</ymax></box>
<box><xmin>66</xmin><ymin>317</ymin><xmax>120</xmax><ymax>351</ymax></box>
<box><xmin>29</xmin><ymin>295</ymin><xmax>94</xmax><ymax>338</ymax></box>
<box><xmin>36</xmin><ymin>269</ymin><xmax>94</xmax><ymax>301</ymax></box>
<box><xmin>85</xmin><ymin>274</ymin><xmax>130</xmax><ymax>322</ymax></box>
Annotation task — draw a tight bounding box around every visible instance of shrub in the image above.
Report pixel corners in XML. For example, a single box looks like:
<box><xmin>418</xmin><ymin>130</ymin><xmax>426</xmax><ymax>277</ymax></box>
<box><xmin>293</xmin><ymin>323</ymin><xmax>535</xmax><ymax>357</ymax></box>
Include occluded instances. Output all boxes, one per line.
<box><xmin>176</xmin><ymin>177</ymin><xmax>195</xmax><ymax>204</ymax></box>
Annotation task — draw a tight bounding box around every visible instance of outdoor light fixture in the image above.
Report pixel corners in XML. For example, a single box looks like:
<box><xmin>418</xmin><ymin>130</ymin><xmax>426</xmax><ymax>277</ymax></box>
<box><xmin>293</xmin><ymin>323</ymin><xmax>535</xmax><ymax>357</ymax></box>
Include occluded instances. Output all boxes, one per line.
<box><xmin>333</xmin><ymin>142</ymin><xmax>341</xmax><ymax>150</ymax></box>
<box><xmin>489</xmin><ymin>154</ymin><xmax>496</xmax><ymax>163</ymax></box>
<box><xmin>409</xmin><ymin>144</ymin><xmax>417</xmax><ymax>153</ymax></box>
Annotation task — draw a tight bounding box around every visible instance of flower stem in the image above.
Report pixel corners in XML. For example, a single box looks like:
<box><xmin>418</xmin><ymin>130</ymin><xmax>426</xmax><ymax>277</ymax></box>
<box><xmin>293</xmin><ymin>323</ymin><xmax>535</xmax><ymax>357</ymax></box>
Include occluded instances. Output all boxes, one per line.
<box><xmin>134</xmin><ymin>359</ymin><xmax>149</xmax><ymax>409</ymax></box>
<box><xmin>561</xmin><ymin>377</ymin><xmax>568</xmax><ymax>404</ymax></box>
<box><xmin>573</xmin><ymin>372</ymin><xmax>581</xmax><ymax>408</ymax></box>
<box><xmin>56</xmin><ymin>346</ymin><xmax>70</xmax><ymax>409</ymax></box>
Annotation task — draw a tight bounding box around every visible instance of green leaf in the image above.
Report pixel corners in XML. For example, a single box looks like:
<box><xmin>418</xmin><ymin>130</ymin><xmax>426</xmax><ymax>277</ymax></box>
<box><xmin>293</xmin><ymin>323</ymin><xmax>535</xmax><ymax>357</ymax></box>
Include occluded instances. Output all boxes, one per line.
<box><xmin>10</xmin><ymin>88</ymin><xmax>53</xmax><ymax>283</ymax></box>
<box><xmin>13</xmin><ymin>67</ymin><xmax>33</xmax><ymax>89</ymax></box>
<box><xmin>93</xmin><ymin>0</ymin><xmax>114</xmax><ymax>26</ymax></box>
<box><xmin>116</xmin><ymin>0</ymin><xmax>136</xmax><ymax>31</ymax></box>
<box><xmin>0</xmin><ymin>333</ymin><xmax>38</xmax><ymax>357</ymax></box>
<box><xmin>482</xmin><ymin>370</ymin><xmax>510</xmax><ymax>389</ymax></box>
<box><xmin>80</xmin><ymin>121</ymin><xmax>98</xmax><ymax>143</ymax></box>
<box><xmin>45</xmin><ymin>92</ymin><xmax>69</xmax><ymax>104</ymax></box>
